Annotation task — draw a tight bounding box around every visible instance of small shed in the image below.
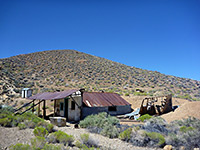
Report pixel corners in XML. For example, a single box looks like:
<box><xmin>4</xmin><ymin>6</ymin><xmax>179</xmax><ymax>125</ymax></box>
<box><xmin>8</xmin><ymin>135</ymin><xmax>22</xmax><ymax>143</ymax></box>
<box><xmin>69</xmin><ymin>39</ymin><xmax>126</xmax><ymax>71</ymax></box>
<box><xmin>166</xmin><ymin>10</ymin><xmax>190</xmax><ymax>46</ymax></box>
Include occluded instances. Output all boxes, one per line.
<box><xmin>82</xmin><ymin>92</ymin><xmax>132</xmax><ymax>118</ymax></box>
<box><xmin>22</xmin><ymin>88</ymin><xmax>32</xmax><ymax>98</ymax></box>
<box><xmin>29</xmin><ymin>89</ymin><xmax>83</xmax><ymax>122</ymax></box>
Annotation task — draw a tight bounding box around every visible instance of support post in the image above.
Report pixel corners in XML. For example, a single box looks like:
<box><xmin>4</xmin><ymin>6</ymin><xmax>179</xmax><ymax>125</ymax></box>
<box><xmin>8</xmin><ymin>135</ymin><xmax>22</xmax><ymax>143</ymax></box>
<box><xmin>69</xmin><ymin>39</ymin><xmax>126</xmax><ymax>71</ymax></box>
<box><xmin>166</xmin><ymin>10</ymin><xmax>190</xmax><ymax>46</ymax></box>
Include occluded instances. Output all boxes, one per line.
<box><xmin>54</xmin><ymin>100</ymin><xmax>56</xmax><ymax>117</ymax></box>
<box><xmin>38</xmin><ymin>100</ymin><xmax>40</xmax><ymax>117</ymax></box>
<box><xmin>32</xmin><ymin>99</ymin><xmax>35</xmax><ymax>113</ymax></box>
<box><xmin>43</xmin><ymin>100</ymin><xmax>46</xmax><ymax>119</ymax></box>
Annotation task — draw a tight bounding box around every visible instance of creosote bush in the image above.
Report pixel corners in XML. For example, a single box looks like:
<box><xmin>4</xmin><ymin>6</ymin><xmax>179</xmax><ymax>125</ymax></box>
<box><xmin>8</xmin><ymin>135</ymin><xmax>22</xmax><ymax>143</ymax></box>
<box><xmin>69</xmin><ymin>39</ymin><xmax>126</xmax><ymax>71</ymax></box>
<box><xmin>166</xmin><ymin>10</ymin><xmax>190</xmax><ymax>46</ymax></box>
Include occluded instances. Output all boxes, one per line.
<box><xmin>137</xmin><ymin>114</ymin><xmax>152</xmax><ymax>122</ymax></box>
<box><xmin>0</xmin><ymin>110</ymin><xmax>54</xmax><ymax>131</ymax></box>
<box><xmin>31</xmin><ymin>136</ymin><xmax>46</xmax><ymax>149</ymax></box>
<box><xmin>47</xmin><ymin>130</ymin><xmax>74</xmax><ymax>146</ymax></box>
<box><xmin>145</xmin><ymin>131</ymin><xmax>165</xmax><ymax>147</ymax></box>
<box><xmin>80</xmin><ymin>112</ymin><xmax>120</xmax><ymax>138</ymax></box>
<box><xmin>79</xmin><ymin>133</ymin><xmax>99</xmax><ymax>148</ymax></box>
<box><xmin>119</xmin><ymin>128</ymin><xmax>132</xmax><ymax>141</ymax></box>
<box><xmin>9</xmin><ymin>143</ymin><xmax>31</xmax><ymax>150</ymax></box>
<box><xmin>33</xmin><ymin>126</ymin><xmax>48</xmax><ymax>137</ymax></box>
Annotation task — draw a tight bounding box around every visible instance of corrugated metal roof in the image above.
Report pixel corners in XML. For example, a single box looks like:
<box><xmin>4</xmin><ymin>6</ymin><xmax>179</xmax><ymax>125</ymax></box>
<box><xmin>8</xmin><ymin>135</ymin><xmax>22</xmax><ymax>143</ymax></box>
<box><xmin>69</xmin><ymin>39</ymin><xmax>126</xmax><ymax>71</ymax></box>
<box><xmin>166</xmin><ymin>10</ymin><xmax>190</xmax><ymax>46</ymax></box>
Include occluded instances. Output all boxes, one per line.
<box><xmin>83</xmin><ymin>92</ymin><xmax>130</xmax><ymax>107</ymax></box>
<box><xmin>29</xmin><ymin>89</ymin><xmax>79</xmax><ymax>100</ymax></box>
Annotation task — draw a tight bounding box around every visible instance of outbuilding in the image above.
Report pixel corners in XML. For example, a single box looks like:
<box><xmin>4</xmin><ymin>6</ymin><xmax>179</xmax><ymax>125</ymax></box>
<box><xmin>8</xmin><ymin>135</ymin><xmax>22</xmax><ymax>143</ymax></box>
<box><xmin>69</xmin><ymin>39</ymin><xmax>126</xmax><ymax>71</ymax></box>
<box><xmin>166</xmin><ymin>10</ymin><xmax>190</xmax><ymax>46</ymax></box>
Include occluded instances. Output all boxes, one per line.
<box><xmin>29</xmin><ymin>89</ymin><xmax>83</xmax><ymax>122</ymax></box>
<box><xmin>21</xmin><ymin>88</ymin><xmax>32</xmax><ymax>98</ymax></box>
<box><xmin>28</xmin><ymin>89</ymin><xmax>132</xmax><ymax>122</ymax></box>
<box><xmin>82</xmin><ymin>91</ymin><xmax>132</xmax><ymax>118</ymax></box>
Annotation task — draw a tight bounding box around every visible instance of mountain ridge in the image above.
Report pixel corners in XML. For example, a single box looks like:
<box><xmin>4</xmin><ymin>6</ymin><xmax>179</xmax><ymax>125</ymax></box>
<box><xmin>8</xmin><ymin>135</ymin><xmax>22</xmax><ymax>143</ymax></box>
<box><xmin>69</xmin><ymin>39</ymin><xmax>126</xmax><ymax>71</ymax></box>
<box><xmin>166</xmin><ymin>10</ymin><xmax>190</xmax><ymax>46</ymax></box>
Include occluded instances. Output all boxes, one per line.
<box><xmin>0</xmin><ymin>49</ymin><xmax>200</xmax><ymax>102</ymax></box>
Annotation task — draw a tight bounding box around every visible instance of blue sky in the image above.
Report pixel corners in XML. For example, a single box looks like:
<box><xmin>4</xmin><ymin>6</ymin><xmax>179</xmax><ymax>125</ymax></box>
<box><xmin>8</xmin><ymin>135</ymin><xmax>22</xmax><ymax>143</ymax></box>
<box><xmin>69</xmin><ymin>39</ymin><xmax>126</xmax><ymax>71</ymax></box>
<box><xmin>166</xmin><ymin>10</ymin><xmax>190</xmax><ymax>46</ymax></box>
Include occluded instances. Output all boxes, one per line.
<box><xmin>0</xmin><ymin>0</ymin><xmax>200</xmax><ymax>81</ymax></box>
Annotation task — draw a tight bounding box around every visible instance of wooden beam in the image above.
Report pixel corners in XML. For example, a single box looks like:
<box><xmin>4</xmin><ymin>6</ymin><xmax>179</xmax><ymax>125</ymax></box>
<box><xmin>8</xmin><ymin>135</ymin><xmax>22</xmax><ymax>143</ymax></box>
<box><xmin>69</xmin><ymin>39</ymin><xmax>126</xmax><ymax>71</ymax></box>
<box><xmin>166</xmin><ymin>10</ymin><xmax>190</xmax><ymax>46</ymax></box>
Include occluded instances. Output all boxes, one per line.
<box><xmin>43</xmin><ymin>100</ymin><xmax>46</xmax><ymax>119</ymax></box>
<box><xmin>38</xmin><ymin>100</ymin><xmax>40</xmax><ymax>117</ymax></box>
<box><xmin>54</xmin><ymin>100</ymin><xmax>56</xmax><ymax>117</ymax></box>
<box><xmin>32</xmin><ymin>99</ymin><xmax>35</xmax><ymax>113</ymax></box>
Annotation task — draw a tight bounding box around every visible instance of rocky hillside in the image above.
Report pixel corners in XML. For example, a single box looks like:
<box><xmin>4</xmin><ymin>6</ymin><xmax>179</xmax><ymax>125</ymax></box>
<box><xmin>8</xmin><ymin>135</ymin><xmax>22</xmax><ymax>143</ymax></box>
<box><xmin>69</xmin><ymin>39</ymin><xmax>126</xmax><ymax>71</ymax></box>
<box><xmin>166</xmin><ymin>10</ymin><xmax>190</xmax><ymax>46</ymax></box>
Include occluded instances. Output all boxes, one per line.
<box><xmin>0</xmin><ymin>49</ymin><xmax>200</xmax><ymax>103</ymax></box>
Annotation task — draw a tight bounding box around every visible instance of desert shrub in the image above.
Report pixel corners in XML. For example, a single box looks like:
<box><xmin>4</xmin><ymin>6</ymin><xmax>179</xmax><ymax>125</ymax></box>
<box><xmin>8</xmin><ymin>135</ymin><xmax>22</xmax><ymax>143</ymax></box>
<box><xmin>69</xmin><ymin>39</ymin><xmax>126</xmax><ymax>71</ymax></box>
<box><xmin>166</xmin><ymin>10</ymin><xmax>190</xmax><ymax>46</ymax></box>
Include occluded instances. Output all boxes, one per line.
<box><xmin>37</xmin><ymin>121</ymin><xmax>54</xmax><ymax>132</ymax></box>
<box><xmin>80</xmin><ymin>133</ymin><xmax>89</xmax><ymax>144</ymax></box>
<box><xmin>23</xmin><ymin>120</ymin><xmax>36</xmax><ymax>128</ymax></box>
<box><xmin>9</xmin><ymin>143</ymin><xmax>31</xmax><ymax>150</ymax></box>
<box><xmin>18</xmin><ymin>123</ymin><xmax>26</xmax><ymax>130</ymax></box>
<box><xmin>129</xmin><ymin>129</ymin><xmax>149</xmax><ymax>147</ymax></box>
<box><xmin>80</xmin><ymin>112</ymin><xmax>120</xmax><ymax>138</ymax></box>
<box><xmin>125</xmin><ymin>93</ymin><xmax>129</xmax><ymax>96</ymax></box>
<box><xmin>143</xmin><ymin>117</ymin><xmax>168</xmax><ymax>134</ymax></box>
<box><xmin>31</xmin><ymin>136</ymin><xmax>46</xmax><ymax>149</ymax></box>
<box><xmin>75</xmin><ymin>141</ymin><xmax>98</xmax><ymax>150</ymax></box>
<box><xmin>0</xmin><ymin>118</ymin><xmax>12</xmax><ymax>127</ymax></box>
<box><xmin>100</xmin><ymin>123</ymin><xmax>119</xmax><ymax>138</ymax></box>
<box><xmin>165</xmin><ymin>117</ymin><xmax>200</xmax><ymax>149</ymax></box>
<box><xmin>0</xmin><ymin>105</ymin><xmax>15</xmax><ymax>113</ymax></box>
<box><xmin>137</xmin><ymin>114</ymin><xmax>152</xmax><ymax>122</ymax></box>
<box><xmin>43</xmin><ymin>143</ymin><xmax>62</xmax><ymax>150</ymax></box>
<box><xmin>145</xmin><ymin>131</ymin><xmax>165</xmax><ymax>147</ymax></box>
<box><xmin>33</xmin><ymin>126</ymin><xmax>48</xmax><ymax>137</ymax></box>
<box><xmin>47</xmin><ymin>130</ymin><xmax>74</xmax><ymax>146</ymax></box>
<box><xmin>80</xmin><ymin>133</ymin><xmax>99</xmax><ymax>148</ymax></box>
<box><xmin>180</xmin><ymin>126</ymin><xmax>195</xmax><ymax>133</ymax></box>
<box><xmin>119</xmin><ymin>128</ymin><xmax>132</xmax><ymax>141</ymax></box>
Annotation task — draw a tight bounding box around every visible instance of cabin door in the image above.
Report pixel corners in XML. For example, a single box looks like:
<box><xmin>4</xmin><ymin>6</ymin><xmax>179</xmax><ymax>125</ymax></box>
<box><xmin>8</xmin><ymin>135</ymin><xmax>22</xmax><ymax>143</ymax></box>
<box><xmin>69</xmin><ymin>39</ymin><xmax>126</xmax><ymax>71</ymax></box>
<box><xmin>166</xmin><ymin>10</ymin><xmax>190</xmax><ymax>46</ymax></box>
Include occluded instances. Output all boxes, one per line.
<box><xmin>64</xmin><ymin>98</ymin><xmax>68</xmax><ymax>120</ymax></box>
<box><xmin>59</xmin><ymin>102</ymin><xmax>64</xmax><ymax>116</ymax></box>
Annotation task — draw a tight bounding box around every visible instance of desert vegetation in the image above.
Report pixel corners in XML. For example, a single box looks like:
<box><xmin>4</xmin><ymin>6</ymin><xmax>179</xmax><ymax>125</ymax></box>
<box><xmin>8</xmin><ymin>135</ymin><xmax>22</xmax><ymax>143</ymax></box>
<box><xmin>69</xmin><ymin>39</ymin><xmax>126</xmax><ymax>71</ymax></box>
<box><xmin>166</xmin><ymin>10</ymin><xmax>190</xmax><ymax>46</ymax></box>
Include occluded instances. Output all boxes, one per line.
<box><xmin>0</xmin><ymin>106</ymin><xmax>99</xmax><ymax>150</ymax></box>
<box><xmin>80</xmin><ymin>112</ymin><xmax>200</xmax><ymax>149</ymax></box>
<box><xmin>0</xmin><ymin>50</ymin><xmax>200</xmax><ymax>105</ymax></box>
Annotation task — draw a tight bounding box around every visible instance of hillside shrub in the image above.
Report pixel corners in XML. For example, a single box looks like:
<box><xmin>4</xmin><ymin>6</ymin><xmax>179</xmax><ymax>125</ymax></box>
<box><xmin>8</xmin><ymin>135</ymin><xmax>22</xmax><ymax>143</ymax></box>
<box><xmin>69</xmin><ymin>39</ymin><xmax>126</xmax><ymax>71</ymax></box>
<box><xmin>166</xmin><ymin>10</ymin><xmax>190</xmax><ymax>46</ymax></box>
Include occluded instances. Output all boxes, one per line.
<box><xmin>33</xmin><ymin>126</ymin><xmax>48</xmax><ymax>137</ymax></box>
<box><xmin>37</xmin><ymin>121</ymin><xmax>54</xmax><ymax>132</ymax></box>
<box><xmin>119</xmin><ymin>128</ymin><xmax>132</xmax><ymax>141</ymax></box>
<box><xmin>137</xmin><ymin>114</ymin><xmax>152</xmax><ymax>122</ymax></box>
<box><xmin>9</xmin><ymin>143</ymin><xmax>31</xmax><ymax>150</ymax></box>
<box><xmin>180</xmin><ymin>126</ymin><xmax>195</xmax><ymax>133</ymax></box>
<box><xmin>145</xmin><ymin>131</ymin><xmax>165</xmax><ymax>147</ymax></box>
<box><xmin>47</xmin><ymin>130</ymin><xmax>74</xmax><ymax>146</ymax></box>
<box><xmin>80</xmin><ymin>133</ymin><xmax>99</xmax><ymax>148</ymax></box>
<box><xmin>43</xmin><ymin>143</ymin><xmax>62</xmax><ymax>150</ymax></box>
<box><xmin>31</xmin><ymin>136</ymin><xmax>46</xmax><ymax>149</ymax></box>
<box><xmin>143</xmin><ymin>117</ymin><xmax>168</xmax><ymax>134</ymax></box>
<box><xmin>80</xmin><ymin>112</ymin><xmax>120</xmax><ymax>138</ymax></box>
<box><xmin>18</xmin><ymin>123</ymin><xmax>26</xmax><ymax>130</ymax></box>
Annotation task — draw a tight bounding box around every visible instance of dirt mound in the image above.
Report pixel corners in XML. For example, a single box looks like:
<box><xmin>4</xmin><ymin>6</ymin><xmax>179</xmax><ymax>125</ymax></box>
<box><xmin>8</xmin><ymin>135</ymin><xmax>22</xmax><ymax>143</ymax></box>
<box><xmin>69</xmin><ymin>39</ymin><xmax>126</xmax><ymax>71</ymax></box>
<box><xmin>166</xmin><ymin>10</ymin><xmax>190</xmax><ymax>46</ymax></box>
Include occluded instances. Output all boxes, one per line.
<box><xmin>161</xmin><ymin>101</ymin><xmax>200</xmax><ymax>123</ymax></box>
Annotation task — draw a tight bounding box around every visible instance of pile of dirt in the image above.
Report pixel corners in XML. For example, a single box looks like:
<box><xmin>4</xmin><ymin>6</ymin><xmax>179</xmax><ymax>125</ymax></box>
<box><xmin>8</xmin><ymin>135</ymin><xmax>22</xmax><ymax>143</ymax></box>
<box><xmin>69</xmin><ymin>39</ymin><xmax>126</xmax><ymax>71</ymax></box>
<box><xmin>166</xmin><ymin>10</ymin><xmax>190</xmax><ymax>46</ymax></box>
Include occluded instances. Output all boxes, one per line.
<box><xmin>161</xmin><ymin>101</ymin><xmax>200</xmax><ymax>123</ymax></box>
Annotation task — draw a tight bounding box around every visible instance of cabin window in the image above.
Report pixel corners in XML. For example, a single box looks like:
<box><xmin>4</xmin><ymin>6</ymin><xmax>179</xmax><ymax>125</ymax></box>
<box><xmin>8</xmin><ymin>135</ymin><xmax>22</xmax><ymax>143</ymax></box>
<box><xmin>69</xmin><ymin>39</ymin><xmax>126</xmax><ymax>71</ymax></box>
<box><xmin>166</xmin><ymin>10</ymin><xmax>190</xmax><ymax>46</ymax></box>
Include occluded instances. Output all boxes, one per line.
<box><xmin>60</xmin><ymin>102</ymin><xmax>64</xmax><ymax>111</ymax></box>
<box><xmin>108</xmin><ymin>106</ymin><xmax>117</xmax><ymax>111</ymax></box>
<box><xmin>71</xmin><ymin>101</ymin><xmax>75</xmax><ymax>110</ymax></box>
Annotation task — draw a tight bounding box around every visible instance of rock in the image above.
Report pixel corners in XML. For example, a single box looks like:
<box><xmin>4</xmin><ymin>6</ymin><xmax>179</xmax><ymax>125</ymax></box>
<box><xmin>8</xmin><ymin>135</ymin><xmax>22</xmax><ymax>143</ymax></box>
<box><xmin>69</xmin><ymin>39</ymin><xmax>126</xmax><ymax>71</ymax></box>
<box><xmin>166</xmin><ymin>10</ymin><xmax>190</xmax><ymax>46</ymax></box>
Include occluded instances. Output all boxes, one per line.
<box><xmin>163</xmin><ymin>145</ymin><xmax>173</xmax><ymax>150</ymax></box>
<box><xmin>179</xmin><ymin>146</ymin><xmax>185</xmax><ymax>150</ymax></box>
<box><xmin>49</xmin><ymin>117</ymin><xmax>66</xmax><ymax>127</ymax></box>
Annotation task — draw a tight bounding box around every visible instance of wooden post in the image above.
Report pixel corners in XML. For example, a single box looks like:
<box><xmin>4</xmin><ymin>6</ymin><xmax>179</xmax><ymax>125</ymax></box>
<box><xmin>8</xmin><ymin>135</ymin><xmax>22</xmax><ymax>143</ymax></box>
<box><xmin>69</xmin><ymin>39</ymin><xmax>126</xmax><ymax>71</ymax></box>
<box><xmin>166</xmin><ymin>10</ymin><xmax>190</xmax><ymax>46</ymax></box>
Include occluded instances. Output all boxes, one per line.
<box><xmin>32</xmin><ymin>100</ymin><xmax>35</xmax><ymax>113</ymax></box>
<box><xmin>54</xmin><ymin>100</ymin><xmax>56</xmax><ymax>117</ymax></box>
<box><xmin>43</xmin><ymin>100</ymin><xmax>46</xmax><ymax>119</ymax></box>
<box><xmin>38</xmin><ymin>100</ymin><xmax>40</xmax><ymax>117</ymax></box>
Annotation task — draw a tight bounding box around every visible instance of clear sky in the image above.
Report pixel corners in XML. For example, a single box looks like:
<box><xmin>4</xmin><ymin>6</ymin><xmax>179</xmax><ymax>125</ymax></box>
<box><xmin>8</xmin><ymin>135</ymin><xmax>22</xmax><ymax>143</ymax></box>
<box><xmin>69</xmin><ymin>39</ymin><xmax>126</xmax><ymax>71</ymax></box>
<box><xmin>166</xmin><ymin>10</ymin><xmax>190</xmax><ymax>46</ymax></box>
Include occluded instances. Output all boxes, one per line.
<box><xmin>0</xmin><ymin>0</ymin><xmax>200</xmax><ymax>81</ymax></box>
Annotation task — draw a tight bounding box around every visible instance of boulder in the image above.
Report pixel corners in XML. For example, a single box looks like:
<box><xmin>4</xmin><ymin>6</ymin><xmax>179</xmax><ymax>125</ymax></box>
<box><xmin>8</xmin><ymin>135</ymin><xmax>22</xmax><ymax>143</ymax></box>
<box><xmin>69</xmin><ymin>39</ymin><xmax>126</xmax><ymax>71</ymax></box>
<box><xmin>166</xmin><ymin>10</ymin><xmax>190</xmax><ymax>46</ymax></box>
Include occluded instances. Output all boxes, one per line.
<box><xmin>163</xmin><ymin>145</ymin><xmax>173</xmax><ymax>150</ymax></box>
<box><xmin>49</xmin><ymin>117</ymin><xmax>66</xmax><ymax>127</ymax></box>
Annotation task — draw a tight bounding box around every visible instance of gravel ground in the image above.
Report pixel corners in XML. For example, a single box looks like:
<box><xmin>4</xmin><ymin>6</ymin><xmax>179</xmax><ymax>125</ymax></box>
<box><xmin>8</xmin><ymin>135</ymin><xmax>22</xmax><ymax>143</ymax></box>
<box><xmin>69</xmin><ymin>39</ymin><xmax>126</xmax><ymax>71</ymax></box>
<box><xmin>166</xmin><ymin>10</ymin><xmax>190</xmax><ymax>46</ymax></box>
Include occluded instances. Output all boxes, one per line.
<box><xmin>0</xmin><ymin>127</ymin><xmax>34</xmax><ymax>149</ymax></box>
<box><xmin>56</xmin><ymin>125</ymin><xmax>160</xmax><ymax>150</ymax></box>
<box><xmin>0</xmin><ymin>125</ymin><xmax>161</xmax><ymax>150</ymax></box>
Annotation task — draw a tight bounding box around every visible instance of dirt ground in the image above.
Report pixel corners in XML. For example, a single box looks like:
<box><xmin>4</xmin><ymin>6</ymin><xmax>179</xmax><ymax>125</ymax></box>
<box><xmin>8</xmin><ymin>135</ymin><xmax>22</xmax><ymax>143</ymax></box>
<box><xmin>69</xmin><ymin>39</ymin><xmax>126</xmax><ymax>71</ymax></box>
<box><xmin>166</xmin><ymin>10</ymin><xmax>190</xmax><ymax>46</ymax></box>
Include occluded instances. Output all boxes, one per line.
<box><xmin>0</xmin><ymin>125</ymin><xmax>160</xmax><ymax>150</ymax></box>
<box><xmin>122</xmin><ymin>96</ymin><xmax>200</xmax><ymax>124</ymax></box>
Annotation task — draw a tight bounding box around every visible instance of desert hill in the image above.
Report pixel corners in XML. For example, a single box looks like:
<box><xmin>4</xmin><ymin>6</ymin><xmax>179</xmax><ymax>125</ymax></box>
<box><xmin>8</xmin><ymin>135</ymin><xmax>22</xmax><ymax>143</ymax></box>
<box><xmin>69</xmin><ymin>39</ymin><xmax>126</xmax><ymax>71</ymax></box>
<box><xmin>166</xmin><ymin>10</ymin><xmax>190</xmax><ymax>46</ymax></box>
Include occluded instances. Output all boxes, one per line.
<box><xmin>0</xmin><ymin>49</ymin><xmax>200</xmax><ymax>104</ymax></box>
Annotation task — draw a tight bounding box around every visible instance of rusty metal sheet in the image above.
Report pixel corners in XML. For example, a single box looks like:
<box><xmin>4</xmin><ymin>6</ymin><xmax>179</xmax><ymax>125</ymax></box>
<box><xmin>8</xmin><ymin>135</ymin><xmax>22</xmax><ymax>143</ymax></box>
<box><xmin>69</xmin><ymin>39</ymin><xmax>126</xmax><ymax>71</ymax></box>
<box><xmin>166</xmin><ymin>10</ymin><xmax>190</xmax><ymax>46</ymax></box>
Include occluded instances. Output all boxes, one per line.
<box><xmin>29</xmin><ymin>89</ymin><xmax>79</xmax><ymax>100</ymax></box>
<box><xmin>83</xmin><ymin>92</ymin><xmax>130</xmax><ymax>107</ymax></box>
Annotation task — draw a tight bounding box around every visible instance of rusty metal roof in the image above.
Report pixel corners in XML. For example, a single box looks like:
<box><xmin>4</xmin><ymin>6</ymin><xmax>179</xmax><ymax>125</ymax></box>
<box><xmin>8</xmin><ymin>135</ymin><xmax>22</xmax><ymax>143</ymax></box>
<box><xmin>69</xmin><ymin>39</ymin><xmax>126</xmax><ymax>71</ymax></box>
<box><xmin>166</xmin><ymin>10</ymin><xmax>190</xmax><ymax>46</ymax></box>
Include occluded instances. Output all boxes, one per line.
<box><xmin>29</xmin><ymin>89</ymin><xmax>79</xmax><ymax>100</ymax></box>
<box><xmin>83</xmin><ymin>92</ymin><xmax>130</xmax><ymax>107</ymax></box>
